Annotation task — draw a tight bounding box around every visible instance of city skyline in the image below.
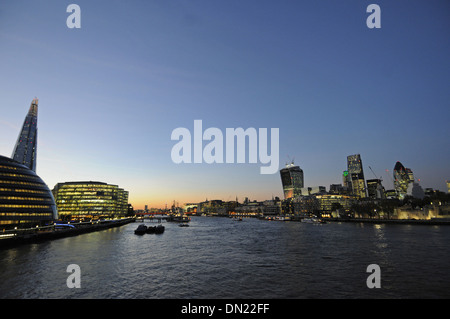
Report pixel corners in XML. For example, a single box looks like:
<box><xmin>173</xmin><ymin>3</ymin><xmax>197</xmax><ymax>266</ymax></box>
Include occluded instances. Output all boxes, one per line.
<box><xmin>1</xmin><ymin>1</ymin><xmax>449</xmax><ymax>209</ymax></box>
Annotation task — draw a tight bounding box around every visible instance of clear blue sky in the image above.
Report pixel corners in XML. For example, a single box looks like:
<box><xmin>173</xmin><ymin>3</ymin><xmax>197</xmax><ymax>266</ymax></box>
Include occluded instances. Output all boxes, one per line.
<box><xmin>1</xmin><ymin>0</ymin><xmax>449</xmax><ymax>208</ymax></box>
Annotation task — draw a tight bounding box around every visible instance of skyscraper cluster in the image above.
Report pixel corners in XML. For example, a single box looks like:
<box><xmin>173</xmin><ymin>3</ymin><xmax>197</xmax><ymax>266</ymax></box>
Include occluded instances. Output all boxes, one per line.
<box><xmin>280</xmin><ymin>154</ymin><xmax>425</xmax><ymax>201</ymax></box>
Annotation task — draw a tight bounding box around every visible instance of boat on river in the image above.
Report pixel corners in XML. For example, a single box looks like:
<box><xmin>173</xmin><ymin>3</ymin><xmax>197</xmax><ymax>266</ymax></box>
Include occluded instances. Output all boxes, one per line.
<box><xmin>147</xmin><ymin>224</ymin><xmax>165</xmax><ymax>234</ymax></box>
<box><xmin>301</xmin><ymin>218</ymin><xmax>326</xmax><ymax>224</ymax></box>
<box><xmin>134</xmin><ymin>224</ymin><xmax>147</xmax><ymax>235</ymax></box>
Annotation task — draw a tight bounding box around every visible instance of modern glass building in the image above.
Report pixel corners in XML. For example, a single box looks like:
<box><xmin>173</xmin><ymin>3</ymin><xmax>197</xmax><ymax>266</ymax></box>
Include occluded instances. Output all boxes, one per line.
<box><xmin>393</xmin><ymin>161</ymin><xmax>412</xmax><ymax>199</ymax></box>
<box><xmin>347</xmin><ymin>154</ymin><xmax>366</xmax><ymax>198</ymax></box>
<box><xmin>280</xmin><ymin>163</ymin><xmax>304</xmax><ymax>199</ymax></box>
<box><xmin>0</xmin><ymin>155</ymin><xmax>57</xmax><ymax>229</ymax></box>
<box><xmin>12</xmin><ymin>98</ymin><xmax>38</xmax><ymax>172</ymax></box>
<box><xmin>52</xmin><ymin>181</ymin><xmax>129</xmax><ymax>221</ymax></box>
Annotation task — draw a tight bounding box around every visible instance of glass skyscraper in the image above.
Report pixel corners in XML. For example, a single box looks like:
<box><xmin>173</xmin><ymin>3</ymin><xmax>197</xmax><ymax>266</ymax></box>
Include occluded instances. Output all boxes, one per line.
<box><xmin>280</xmin><ymin>163</ymin><xmax>304</xmax><ymax>199</ymax></box>
<box><xmin>347</xmin><ymin>154</ymin><xmax>366</xmax><ymax>198</ymax></box>
<box><xmin>393</xmin><ymin>161</ymin><xmax>411</xmax><ymax>199</ymax></box>
<box><xmin>12</xmin><ymin>98</ymin><xmax>38</xmax><ymax>172</ymax></box>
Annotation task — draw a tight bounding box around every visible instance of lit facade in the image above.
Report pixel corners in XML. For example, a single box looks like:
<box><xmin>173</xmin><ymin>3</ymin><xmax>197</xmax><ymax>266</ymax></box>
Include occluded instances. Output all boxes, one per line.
<box><xmin>0</xmin><ymin>155</ymin><xmax>57</xmax><ymax>229</ymax></box>
<box><xmin>315</xmin><ymin>194</ymin><xmax>354</xmax><ymax>215</ymax></box>
<box><xmin>12</xmin><ymin>98</ymin><xmax>38</xmax><ymax>172</ymax></box>
<box><xmin>52</xmin><ymin>181</ymin><xmax>129</xmax><ymax>220</ymax></box>
<box><xmin>367</xmin><ymin>179</ymin><xmax>385</xmax><ymax>199</ymax></box>
<box><xmin>393</xmin><ymin>161</ymin><xmax>411</xmax><ymax>199</ymax></box>
<box><xmin>347</xmin><ymin>154</ymin><xmax>366</xmax><ymax>198</ymax></box>
<box><xmin>294</xmin><ymin>194</ymin><xmax>354</xmax><ymax>216</ymax></box>
<box><xmin>280</xmin><ymin>163</ymin><xmax>304</xmax><ymax>199</ymax></box>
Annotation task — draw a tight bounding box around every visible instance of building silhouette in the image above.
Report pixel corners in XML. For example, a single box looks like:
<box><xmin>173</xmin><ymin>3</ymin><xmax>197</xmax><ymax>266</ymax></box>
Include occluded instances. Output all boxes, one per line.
<box><xmin>12</xmin><ymin>98</ymin><xmax>39</xmax><ymax>172</ymax></box>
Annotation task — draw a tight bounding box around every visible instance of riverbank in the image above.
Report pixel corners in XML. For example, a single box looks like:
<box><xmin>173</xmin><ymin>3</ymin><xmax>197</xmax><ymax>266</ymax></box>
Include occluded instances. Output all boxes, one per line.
<box><xmin>325</xmin><ymin>217</ymin><xmax>450</xmax><ymax>225</ymax></box>
<box><xmin>256</xmin><ymin>215</ymin><xmax>450</xmax><ymax>225</ymax></box>
<box><xmin>0</xmin><ymin>218</ymin><xmax>135</xmax><ymax>248</ymax></box>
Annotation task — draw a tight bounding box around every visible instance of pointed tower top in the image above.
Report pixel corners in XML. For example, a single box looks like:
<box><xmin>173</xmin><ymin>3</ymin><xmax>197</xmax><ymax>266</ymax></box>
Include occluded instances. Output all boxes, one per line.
<box><xmin>12</xmin><ymin>98</ymin><xmax>38</xmax><ymax>171</ymax></box>
<box><xmin>29</xmin><ymin>98</ymin><xmax>38</xmax><ymax>117</ymax></box>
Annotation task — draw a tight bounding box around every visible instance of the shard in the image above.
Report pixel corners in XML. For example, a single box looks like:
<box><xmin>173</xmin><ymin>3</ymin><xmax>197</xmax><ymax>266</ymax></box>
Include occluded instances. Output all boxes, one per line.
<box><xmin>11</xmin><ymin>98</ymin><xmax>38</xmax><ymax>172</ymax></box>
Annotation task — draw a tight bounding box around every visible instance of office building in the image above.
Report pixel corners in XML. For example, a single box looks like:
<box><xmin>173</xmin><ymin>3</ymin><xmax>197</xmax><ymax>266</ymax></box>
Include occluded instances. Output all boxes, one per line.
<box><xmin>12</xmin><ymin>98</ymin><xmax>39</xmax><ymax>172</ymax></box>
<box><xmin>329</xmin><ymin>184</ymin><xmax>347</xmax><ymax>195</ymax></box>
<box><xmin>0</xmin><ymin>155</ymin><xmax>57</xmax><ymax>229</ymax></box>
<box><xmin>367</xmin><ymin>179</ymin><xmax>385</xmax><ymax>199</ymax></box>
<box><xmin>342</xmin><ymin>170</ymin><xmax>352</xmax><ymax>193</ymax></box>
<box><xmin>280</xmin><ymin>163</ymin><xmax>304</xmax><ymax>199</ymax></box>
<box><xmin>406</xmin><ymin>168</ymin><xmax>414</xmax><ymax>183</ymax></box>
<box><xmin>347</xmin><ymin>154</ymin><xmax>366</xmax><ymax>198</ymax></box>
<box><xmin>52</xmin><ymin>181</ymin><xmax>129</xmax><ymax>220</ymax></box>
<box><xmin>294</xmin><ymin>193</ymin><xmax>354</xmax><ymax>217</ymax></box>
<box><xmin>300</xmin><ymin>186</ymin><xmax>326</xmax><ymax>196</ymax></box>
<box><xmin>446</xmin><ymin>181</ymin><xmax>449</xmax><ymax>193</ymax></box>
<box><xmin>406</xmin><ymin>182</ymin><xmax>425</xmax><ymax>199</ymax></box>
<box><xmin>393</xmin><ymin>161</ymin><xmax>411</xmax><ymax>199</ymax></box>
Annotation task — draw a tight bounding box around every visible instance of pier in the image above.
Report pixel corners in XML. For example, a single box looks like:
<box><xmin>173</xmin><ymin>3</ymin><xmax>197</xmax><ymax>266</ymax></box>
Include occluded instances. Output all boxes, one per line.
<box><xmin>0</xmin><ymin>218</ymin><xmax>135</xmax><ymax>248</ymax></box>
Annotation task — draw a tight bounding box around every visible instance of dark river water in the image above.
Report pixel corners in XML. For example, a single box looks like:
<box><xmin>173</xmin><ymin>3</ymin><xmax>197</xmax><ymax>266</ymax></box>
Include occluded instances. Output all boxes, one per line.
<box><xmin>0</xmin><ymin>217</ymin><xmax>449</xmax><ymax>299</ymax></box>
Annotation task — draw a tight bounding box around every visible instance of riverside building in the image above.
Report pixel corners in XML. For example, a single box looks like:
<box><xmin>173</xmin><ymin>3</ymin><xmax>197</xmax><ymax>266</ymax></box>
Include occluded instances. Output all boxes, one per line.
<box><xmin>52</xmin><ymin>181</ymin><xmax>129</xmax><ymax>221</ymax></box>
<box><xmin>0</xmin><ymin>155</ymin><xmax>57</xmax><ymax>229</ymax></box>
<box><xmin>0</xmin><ymin>99</ymin><xmax>58</xmax><ymax>229</ymax></box>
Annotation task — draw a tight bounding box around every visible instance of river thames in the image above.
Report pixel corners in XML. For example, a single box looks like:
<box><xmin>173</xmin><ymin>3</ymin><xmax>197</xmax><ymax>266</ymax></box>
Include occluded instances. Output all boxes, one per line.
<box><xmin>0</xmin><ymin>217</ymin><xmax>449</xmax><ymax>299</ymax></box>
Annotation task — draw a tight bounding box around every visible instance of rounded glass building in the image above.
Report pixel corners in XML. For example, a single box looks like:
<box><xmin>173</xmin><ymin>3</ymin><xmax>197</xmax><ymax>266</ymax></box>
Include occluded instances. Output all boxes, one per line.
<box><xmin>0</xmin><ymin>155</ymin><xmax>57</xmax><ymax>229</ymax></box>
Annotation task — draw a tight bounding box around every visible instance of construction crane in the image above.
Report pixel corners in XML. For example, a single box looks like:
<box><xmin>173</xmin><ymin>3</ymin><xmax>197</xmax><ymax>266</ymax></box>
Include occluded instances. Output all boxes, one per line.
<box><xmin>369</xmin><ymin>166</ymin><xmax>382</xmax><ymax>181</ymax></box>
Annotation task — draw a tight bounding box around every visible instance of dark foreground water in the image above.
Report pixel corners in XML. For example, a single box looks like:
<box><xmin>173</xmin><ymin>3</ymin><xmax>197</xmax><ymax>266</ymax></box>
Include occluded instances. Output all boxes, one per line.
<box><xmin>0</xmin><ymin>217</ymin><xmax>449</xmax><ymax>299</ymax></box>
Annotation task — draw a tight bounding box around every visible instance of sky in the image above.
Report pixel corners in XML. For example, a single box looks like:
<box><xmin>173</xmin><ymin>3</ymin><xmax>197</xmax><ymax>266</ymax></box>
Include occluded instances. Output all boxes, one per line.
<box><xmin>0</xmin><ymin>0</ymin><xmax>449</xmax><ymax>209</ymax></box>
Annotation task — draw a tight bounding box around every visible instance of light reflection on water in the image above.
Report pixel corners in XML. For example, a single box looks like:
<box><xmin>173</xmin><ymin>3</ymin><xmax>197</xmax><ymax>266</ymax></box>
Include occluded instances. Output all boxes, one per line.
<box><xmin>0</xmin><ymin>217</ymin><xmax>449</xmax><ymax>298</ymax></box>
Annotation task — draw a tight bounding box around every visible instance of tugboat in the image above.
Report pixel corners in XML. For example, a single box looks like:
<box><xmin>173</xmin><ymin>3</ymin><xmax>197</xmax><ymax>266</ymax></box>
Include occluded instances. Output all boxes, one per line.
<box><xmin>134</xmin><ymin>224</ymin><xmax>147</xmax><ymax>235</ymax></box>
<box><xmin>154</xmin><ymin>224</ymin><xmax>165</xmax><ymax>234</ymax></box>
<box><xmin>146</xmin><ymin>224</ymin><xmax>165</xmax><ymax>234</ymax></box>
